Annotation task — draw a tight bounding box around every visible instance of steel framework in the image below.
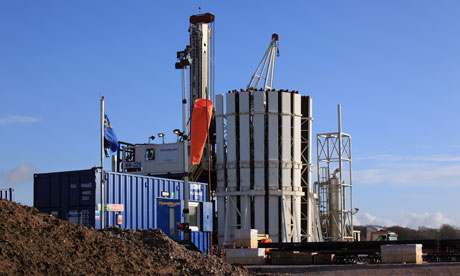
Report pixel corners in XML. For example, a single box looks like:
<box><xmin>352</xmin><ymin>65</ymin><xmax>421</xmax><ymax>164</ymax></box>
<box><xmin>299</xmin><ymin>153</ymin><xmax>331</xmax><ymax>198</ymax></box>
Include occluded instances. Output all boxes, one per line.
<box><xmin>315</xmin><ymin>105</ymin><xmax>353</xmax><ymax>241</ymax></box>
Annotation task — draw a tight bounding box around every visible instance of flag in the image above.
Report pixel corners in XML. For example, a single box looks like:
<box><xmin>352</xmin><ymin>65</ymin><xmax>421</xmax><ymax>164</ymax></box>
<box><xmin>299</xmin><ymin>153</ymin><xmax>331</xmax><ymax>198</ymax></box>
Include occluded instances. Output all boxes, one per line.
<box><xmin>104</xmin><ymin>114</ymin><xmax>118</xmax><ymax>157</ymax></box>
<box><xmin>190</xmin><ymin>99</ymin><xmax>213</xmax><ymax>165</ymax></box>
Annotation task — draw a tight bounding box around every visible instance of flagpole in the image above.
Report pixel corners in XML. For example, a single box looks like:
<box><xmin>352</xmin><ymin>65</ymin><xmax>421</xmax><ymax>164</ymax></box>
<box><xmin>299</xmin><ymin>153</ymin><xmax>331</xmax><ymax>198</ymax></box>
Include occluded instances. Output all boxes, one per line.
<box><xmin>100</xmin><ymin>96</ymin><xmax>105</xmax><ymax>229</ymax></box>
<box><xmin>183</xmin><ymin>67</ymin><xmax>190</xmax><ymax>241</ymax></box>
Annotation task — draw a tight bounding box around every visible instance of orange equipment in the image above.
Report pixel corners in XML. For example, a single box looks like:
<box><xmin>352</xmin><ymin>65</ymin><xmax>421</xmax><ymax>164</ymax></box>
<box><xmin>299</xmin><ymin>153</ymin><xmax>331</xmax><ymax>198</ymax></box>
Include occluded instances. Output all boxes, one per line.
<box><xmin>190</xmin><ymin>99</ymin><xmax>213</xmax><ymax>165</ymax></box>
<box><xmin>260</xmin><ymin>238</ymin><xmax>272</xmax><ymax>253</ymax></box>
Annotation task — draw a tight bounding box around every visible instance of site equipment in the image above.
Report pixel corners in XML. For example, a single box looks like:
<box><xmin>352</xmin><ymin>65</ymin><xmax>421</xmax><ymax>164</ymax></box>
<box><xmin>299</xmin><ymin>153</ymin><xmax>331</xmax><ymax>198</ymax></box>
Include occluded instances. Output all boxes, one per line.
<box><xmin>316</xmin><ymin>105</ymin><xmax>354</xmax><ymax>241</ymax></box>
<box><xmin>366</xmin><ymin>225</ymin><xmax>398</xmax><ymax>241</ymax></box>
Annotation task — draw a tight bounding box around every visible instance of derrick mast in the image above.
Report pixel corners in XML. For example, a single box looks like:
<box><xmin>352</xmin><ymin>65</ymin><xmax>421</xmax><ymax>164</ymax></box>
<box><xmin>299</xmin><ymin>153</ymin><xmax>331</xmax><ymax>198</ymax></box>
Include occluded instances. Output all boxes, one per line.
<box><xmin>189</xmin><ymin>13</ymin><xmax>215</xmax><ymax>112</ymax></box>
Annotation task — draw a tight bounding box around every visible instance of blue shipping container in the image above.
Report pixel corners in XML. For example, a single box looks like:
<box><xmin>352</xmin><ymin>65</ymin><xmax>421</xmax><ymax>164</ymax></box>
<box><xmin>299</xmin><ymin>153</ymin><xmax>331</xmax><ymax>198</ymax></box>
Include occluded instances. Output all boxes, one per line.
<box><xmin>34</xmin><ymin>168</ymin><xmax>212</xmax><ymax>253</ymax></box>
<box><xmin>0</xmin><ymin>188</ymin><xmax>14</xmax><ymax>201</ymax></box>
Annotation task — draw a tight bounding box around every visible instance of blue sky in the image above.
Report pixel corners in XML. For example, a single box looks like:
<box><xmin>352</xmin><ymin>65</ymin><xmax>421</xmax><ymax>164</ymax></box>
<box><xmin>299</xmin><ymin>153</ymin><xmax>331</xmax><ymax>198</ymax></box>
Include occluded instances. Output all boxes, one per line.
<box><xmin>1</xmin><ymin>1</ymin><xmax>459</xmax><ymax>229</ymax></box>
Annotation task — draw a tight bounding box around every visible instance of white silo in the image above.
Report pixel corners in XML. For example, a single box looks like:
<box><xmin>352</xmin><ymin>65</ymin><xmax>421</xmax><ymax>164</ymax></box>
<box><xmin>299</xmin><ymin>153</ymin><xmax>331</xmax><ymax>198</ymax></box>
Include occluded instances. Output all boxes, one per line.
<box><xmin>215</xmin><ymin>89</ymin><xmax>315</xmax><ymax>244</ymax></box>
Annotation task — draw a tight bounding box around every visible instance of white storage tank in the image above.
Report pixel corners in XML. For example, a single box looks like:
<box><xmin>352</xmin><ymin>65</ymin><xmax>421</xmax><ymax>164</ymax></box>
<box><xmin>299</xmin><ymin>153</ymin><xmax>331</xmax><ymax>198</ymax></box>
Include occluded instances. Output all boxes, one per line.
<box><xmin>328</xmin><ymin>176</ymin><xmax>342</xmax><ymax>241</ymax></box>
<box><xmin>215</xmin><ymin>89</ymin><xmax>313</xmax><ymax>244</ymax></box>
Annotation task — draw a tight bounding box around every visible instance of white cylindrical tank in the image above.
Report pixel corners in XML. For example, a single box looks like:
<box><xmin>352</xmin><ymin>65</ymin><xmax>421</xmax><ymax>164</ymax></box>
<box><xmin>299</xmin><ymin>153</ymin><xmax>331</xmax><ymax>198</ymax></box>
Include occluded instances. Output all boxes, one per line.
<box><xmin>216</xmin><ymin>90</ymin><xmax>310</xmax><ymax>244</ymax></box>
<box><xmin>329</xmin><ymin>176</ymin><xmax>342</xmax><ymax>241</ymax></box>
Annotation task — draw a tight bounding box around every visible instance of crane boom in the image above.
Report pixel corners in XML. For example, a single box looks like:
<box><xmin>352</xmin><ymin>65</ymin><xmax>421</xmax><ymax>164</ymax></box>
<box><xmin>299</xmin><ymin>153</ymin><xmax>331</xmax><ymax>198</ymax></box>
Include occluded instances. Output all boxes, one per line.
<box><xmin>247</xmin><ymin>33</ymin><xmax>279</xmax><ymax>90</ymax></box>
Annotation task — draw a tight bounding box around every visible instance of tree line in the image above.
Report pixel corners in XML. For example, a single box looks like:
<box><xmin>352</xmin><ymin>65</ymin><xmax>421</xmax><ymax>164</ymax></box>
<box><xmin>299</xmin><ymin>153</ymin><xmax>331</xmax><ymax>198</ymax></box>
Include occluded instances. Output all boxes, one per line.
<box><xmin>387</xmin><ymin>224</ymin><xmax>460</xmax><ymax>240</ymax></box>
<box><xmin>355</xmin><ymin>224</ymin><xmax>460</xmax><ymax>240</ymax></box>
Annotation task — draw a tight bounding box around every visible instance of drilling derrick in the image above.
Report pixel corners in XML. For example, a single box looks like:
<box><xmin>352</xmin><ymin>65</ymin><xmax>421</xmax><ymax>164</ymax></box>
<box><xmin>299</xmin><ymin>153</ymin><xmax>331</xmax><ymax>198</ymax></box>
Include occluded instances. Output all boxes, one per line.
<box><xmin>189</xmin><ymin>13</ymin><xmax>215</xmax><ymax>112</ymax></box>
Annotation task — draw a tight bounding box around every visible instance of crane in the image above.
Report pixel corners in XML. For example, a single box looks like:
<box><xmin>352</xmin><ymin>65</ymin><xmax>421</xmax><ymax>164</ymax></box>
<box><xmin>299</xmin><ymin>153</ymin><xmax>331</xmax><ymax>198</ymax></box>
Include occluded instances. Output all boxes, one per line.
<box><xmin>247</xmin><ymin>33</ymin><xmax>279</xmax><ymax>91</ymax></box>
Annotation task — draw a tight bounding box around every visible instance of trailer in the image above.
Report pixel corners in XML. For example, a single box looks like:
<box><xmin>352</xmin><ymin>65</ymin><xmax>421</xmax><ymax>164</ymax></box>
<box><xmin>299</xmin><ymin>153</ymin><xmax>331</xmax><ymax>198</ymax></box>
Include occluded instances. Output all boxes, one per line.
<box><xmin>33</xmin><ymin>168</ymin><xmax>212</xmax><ymax>253</ymax></box>
<box><xmin>259</xmin><ymin>239</ymin><xmax>460</xmax><ymax>264</ymax></box>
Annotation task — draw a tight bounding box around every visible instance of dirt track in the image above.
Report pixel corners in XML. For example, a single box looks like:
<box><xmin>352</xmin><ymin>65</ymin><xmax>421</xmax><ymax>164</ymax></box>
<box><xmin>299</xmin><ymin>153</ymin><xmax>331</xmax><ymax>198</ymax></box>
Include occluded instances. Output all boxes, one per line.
<box><xmin>0</xmin><ymin>199</ymin><xmax>254</xmax><ymax>275</ymax></box>
<box><xmin>248</xmin><ymin>263</ymin><xmax>460</xmax><ymax>275</ymax></box>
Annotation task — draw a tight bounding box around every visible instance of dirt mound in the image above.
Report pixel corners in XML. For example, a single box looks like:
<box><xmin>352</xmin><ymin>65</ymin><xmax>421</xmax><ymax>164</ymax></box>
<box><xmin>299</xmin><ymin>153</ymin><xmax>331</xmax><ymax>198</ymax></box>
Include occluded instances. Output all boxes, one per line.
<box><xmin>0</xmin><ymin>199</ymin><xmax>253</xmax><ymax>275</ymax></box>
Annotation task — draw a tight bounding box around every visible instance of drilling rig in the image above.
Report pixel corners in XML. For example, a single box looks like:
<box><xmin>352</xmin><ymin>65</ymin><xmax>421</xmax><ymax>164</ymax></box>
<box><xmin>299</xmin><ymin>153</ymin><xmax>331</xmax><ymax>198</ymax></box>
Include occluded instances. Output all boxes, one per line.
<box><xmin>116</xmin><ymin>12</ymin><xmax>353</xmax><ymax>246</ymax></box>
<box><xmin>117</xmin><ymin>13</ymin><xmax>215</xmax><ymax>183</ymax></box>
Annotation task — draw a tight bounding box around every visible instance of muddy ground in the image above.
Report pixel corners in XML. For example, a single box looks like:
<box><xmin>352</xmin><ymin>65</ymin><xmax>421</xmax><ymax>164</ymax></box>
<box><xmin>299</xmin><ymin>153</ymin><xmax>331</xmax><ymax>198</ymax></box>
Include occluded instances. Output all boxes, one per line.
<box><xmin>0</xmin><ymin>199</ymin><xmax>254</xmax><ymax>275</ymax></box>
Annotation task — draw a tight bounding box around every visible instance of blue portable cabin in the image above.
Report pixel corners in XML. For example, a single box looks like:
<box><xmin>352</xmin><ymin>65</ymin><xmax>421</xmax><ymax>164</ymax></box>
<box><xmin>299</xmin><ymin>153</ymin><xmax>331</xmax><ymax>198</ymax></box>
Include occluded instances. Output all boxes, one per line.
<box><xmin>33</xmin><ymin>168</ymin><xmax>212</xmax><ymax>253</ymax></box>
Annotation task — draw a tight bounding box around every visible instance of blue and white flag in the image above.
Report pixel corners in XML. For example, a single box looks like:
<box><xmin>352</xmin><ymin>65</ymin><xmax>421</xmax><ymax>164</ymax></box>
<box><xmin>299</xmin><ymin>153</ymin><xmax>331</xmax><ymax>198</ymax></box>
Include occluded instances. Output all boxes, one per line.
<box><xmin>104</xmin><ymin>114</ymin><xmax>118</xmax><ymax>157</ymax></box>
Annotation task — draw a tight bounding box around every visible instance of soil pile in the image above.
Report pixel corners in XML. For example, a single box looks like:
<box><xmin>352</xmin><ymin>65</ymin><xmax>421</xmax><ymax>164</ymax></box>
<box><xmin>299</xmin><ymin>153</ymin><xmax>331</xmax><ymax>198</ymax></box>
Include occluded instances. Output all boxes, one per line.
<box><xmin>0</xmin><ymin>199</ymin><xmax>253</xmax><ymax>275</ymax></box>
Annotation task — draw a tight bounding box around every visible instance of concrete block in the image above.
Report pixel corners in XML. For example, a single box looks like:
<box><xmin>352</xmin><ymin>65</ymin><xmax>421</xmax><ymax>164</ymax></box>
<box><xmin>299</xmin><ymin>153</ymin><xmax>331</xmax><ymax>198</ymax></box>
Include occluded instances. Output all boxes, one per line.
<box><xmin>225</xmin><ymin>257</ymin><xmax>266</xmax><ymax>265</ymax></box>
<box><xmin>234</xmin><ymin>229</ymin><xmax>258</xmax><ymax>240</ymax></box>
<box><xmin>234</xmin><ymin>238</ymin><xmax>258</xmax><ymax>248</ymax></box>
<box><xmin>225</xmin><ymin>248</ymin><xmax>266</xmax><ymax>265</ymax></box>
<box><xmin>226</xmin><ymin>248</ymin><xmax>265</xmax><ymax>258</ymax></box>
<box><xmin>381</xmin><ymin>253</ymin><xmax>423</xmax><ymax>264</ymax></box>
<box><xmin>381</xmin><ymin>244</ymin><xmax>423</xmax><ymax>264</ymax></box>
<box><xmin>381</xmin><ymin>244</ymin><xmax>422</xmax><ymax>255</ymax></box>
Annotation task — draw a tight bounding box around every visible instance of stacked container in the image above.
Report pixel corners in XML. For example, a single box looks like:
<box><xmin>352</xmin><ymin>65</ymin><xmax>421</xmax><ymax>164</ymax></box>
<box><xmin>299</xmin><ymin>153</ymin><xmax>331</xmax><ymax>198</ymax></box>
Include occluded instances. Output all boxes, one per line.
<box><xmin>34</xmin><ymin>168</ymin><xmax>212</xmax><ymax>253</ymax></box>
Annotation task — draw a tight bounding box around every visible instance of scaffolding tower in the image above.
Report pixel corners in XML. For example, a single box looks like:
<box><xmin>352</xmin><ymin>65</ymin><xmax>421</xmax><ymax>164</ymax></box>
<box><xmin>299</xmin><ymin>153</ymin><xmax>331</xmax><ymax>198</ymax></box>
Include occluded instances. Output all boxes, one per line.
<box><xmin>316</xmin><ymin>105</ymin><xmax>353</xmax><ymax>241</ymax></box>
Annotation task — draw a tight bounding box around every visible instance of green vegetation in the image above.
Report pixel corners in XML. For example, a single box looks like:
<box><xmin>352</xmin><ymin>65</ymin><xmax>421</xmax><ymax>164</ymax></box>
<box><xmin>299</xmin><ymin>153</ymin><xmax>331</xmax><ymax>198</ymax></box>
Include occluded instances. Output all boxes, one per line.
<box><xmin>387</xmin><ymin>224</ymin><xmax>460</xmax><ymax>240</ymax></box>
<box><xmin>355</xmin><ymin>224</ymin><xmax>460</xmax><ymax>240</ymax></box>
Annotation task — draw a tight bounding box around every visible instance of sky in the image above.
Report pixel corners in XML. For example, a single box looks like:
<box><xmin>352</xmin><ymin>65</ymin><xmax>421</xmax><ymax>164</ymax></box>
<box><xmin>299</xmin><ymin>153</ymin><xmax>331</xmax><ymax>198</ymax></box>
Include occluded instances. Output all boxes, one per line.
<box><xmin>1</xmin><ymin>0</ymin><xmax>460</xmax><ymax>230</ymax></box>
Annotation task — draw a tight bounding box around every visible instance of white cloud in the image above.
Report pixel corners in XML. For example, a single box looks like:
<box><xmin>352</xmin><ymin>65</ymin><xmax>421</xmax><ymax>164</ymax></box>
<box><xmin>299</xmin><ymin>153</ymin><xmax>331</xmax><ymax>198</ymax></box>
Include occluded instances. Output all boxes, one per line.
<box><xmin>351</xmin><ymin>153</ymin><xmax>460</xmax><ymax>228</ymax></box>
<box><xmin>421</xmin><ymin>156</ymin><xmax>460</xmax><ymax>162</ymax></box>
<box><xmin>0</xmin><ymin>163</ymin><xmax>38</xmax><ymax>186</ymax></box>
<box><xmin>355</xmin><ymin>154</ymin><xmax>460</xmax><ymax>162</ymax></box>
<box><xmin>353</xmin><ymin>169</ymin><xmax>386</xmax><ymax>184</ymax></box>
<box><xmin>401</xmin><ymin>211</ymin><xmax>456</xmax><ymax>229</ymax></box>
<box><xmin>354</xmin><ymin>154</ymin><xmax>394</xmax><ymax>161</ymax></box>
<box><xmin>354</xmin><ymin>154</ymin><xmax>460</xmax><ymax>186</ymax></box>
<box><xmin>354</xmin><ymin>211</ymin><xmax>457</xmax><ymax>229</ymax></box>
<box><xmin>354</xmin><ymin>165</ymin><xmax>460</xmax><ymax>187</ymax></box>
<box><xmin>354</xmin><ymin>212</ymin><xmax>397</xmax><ymax>227</ymax></box>
<box><xmin>0</xmin><ymin>115</ymin><xmax>40</xmax><ymax>126</ymax></box>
